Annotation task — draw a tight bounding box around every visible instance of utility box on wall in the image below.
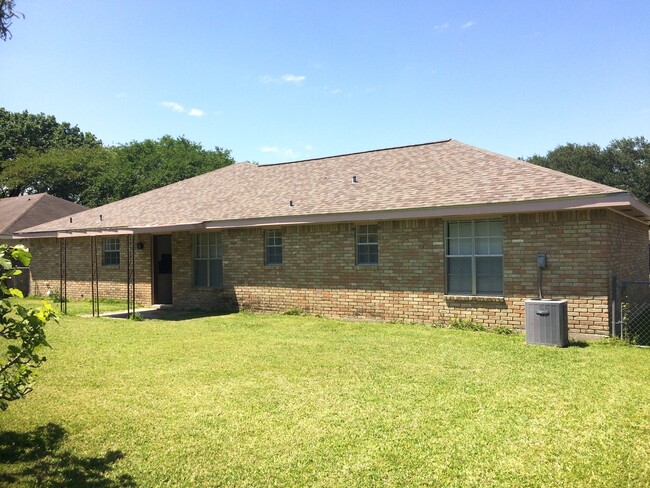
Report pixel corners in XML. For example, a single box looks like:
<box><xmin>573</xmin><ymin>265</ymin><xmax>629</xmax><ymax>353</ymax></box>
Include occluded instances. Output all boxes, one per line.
<box><xmin>525</xmin><ymin>299</ymin><xmax>569</xmax><ymax>347</ymax></box>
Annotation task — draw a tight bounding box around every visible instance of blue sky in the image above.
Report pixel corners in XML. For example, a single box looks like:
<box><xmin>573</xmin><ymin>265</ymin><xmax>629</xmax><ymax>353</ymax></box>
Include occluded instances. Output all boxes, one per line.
<box><xmin>1</xmin><ymin>0</ymin><xmax>649</xmax><ymax>163</ymax></box>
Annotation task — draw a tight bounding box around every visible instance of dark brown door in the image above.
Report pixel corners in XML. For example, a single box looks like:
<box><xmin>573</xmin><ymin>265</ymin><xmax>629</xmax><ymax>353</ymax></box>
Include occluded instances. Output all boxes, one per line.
<box><xmin>153</xmin><ymin>235</ymin><xmax>172</xmax><ymax>304</ymax></box>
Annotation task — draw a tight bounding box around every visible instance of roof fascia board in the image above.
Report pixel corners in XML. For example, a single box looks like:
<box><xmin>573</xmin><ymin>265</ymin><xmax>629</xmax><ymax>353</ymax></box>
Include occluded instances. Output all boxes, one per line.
<box><xmin>203</xmin><ymin>194</ymin><xmax>634</xmax><ymax>229</ymax></box>
<box><xmin>129</xmin><ymin>223</ymin><xmax>205</xmax><ymax>235</ymax></box>
<box><xmin>16</xmin><ymin>193</ymin><xmax>646</xmax><ymax>237</ymax></box>
<box><xmin>628</xmin><ymin>195</ymin><xmax>650</xmax><ymax>222</ymax></box>
<box><xmin>58</xmin><ymin>229</ymin><xmax>135</xmax><ymax>238</ymax></box>
<box><xmin>17</xmin><ymin>222</ymin><xmax>206</xmax><ymax>238</ymax></box>
<box><xmin>15</xmin><ymin>229</ymin><xmax>133</xmax><ymax>239</ymax></box>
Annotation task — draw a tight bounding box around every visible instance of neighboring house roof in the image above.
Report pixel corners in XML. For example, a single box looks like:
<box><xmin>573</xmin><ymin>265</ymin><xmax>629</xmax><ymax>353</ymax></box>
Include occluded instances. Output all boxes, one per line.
<box><xmin>16</xmin><ymin>139</ymin><xmax>650</xmax><ymax>237</ymax></box>
<box><xmin>0</xmin><ymin>194</ymin><xmax>88</xmax><ymax>238</ymax></box>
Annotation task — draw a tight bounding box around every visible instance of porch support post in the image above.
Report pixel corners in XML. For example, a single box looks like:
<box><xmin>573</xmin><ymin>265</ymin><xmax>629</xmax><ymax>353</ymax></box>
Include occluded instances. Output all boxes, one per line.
<box><xmin>126</xmin><ymin>235</ymin><xmax>136</xmax><ymax>318</ymax></box>
<box><xmin>131</xmin><ymin>234</ymin><xmax>136</xmax><ymax>315</ymax></box>
<box><xmin>126</xmin><ymin>235</ymin><xmax>131</xmax><ymax>318</ymax></box>
<box><xmin>90</xmin><ymin>236</ymin><xmax>100</xmax><ymax>317</ymax></box>
<box><xmin>59</xmin><ymin>239</ymin><xmax>67</xmax><ymax>314</ymax></box>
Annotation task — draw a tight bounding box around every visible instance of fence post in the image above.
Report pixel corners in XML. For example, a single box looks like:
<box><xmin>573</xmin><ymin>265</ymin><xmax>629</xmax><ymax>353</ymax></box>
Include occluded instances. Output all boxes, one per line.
<box><xmin>620</xmin><ymin>281</ymin><xmax>627</xmax><ymax>340</ymax></box>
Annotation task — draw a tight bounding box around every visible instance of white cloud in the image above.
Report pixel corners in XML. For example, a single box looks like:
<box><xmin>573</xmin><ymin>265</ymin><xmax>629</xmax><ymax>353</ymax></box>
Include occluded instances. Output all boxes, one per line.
<box><xmin>281</xmin><ymin>74</ymin><xmax>306</xmax><ymax>84</ymax></box>
<box><xmin>323</xmin><ymin>86</ymin><xmax>342</xmax><ymax>95</ymax></box>
<box><xmin>433</xmin><ymin>22</ymin><xmax>448</xmax><ymax>30</ymax></box>
<box><xmin>260</xmin><ymin>74</ymin><xmax>306</xmax><ymax>85</ymax></box>
<box><xmin>115</xmin><ymin>92</ymin><xmax>127</xmax><ymax>99</ymax></box>
<box><xmin>161</xmin><ymin>101</ymin><xmax>185</xmax><ymax>112</ymax></box>
<box><xmin>161</xmin><ymin>101</ymin><xmax>205</xmax><ymax>117</ymax></box>
<box><xmin>260</xmin><ymin>146</ymin><xmax>296</xmax><ymax>157</ymax></box>
<box><xmin>461</xmin><ymin>20</ymin><xmax>477</xmax><ymax>29</ymax></box>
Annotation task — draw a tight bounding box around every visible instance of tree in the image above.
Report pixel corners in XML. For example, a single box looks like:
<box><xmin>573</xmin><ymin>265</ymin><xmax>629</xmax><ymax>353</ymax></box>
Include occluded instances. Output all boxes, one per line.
<box><xmin>0</xmin><ymin>244</ymin><xmax>57</xmax><ymax>410</ymax></box>
<box><xmin>0</xmin><ymin>108</ymin><xmax>235</xmax><ymax>206</ymax></box>
<box><xmin>0</xmin><ymin>0</ymin><xmax>23</xmax><ymax>41</ymax></box>
<box><xmin>108</xmin><ymin>135</ymin><xmax>234</xmax><ymax>203</ymax></box>
<box><xmin>0</xmin><ymin>108</ymin><xmax>102</xmax><ymax>196</ymax></box>
<box><xmin>1</xmin><ymin>145</ymin><xmax>111</xmax><ymax>201</ymax></box>
<box><xmin>527</xmin><ymin>137</ymin><xmax>650</xmax><ymax>206</ymax></box>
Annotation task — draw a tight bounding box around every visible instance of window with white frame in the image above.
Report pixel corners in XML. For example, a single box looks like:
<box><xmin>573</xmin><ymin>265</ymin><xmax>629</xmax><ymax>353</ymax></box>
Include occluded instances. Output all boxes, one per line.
<box><xmin>103</xmin><ymin>237</ymin><xmax>120</xmax><ymax>266</ymax></box>
<box><xmin>265</xmin><ymin>229</ymin><xmax>282</xmax><ymax>265</ymax></box>
<box><xmin>446</xmin><ymin>220</ymin><xmax>503</xmax><ymax>295</ymax></box>
<box><xmin>192</xmin><ymin>233</ymin><xmax>223</xmax><ymax>287</ymax></box>
<box><xmin>356</xmin><ymin>224</ymin><xmax>379</xmax><ymax>265</ymax></box>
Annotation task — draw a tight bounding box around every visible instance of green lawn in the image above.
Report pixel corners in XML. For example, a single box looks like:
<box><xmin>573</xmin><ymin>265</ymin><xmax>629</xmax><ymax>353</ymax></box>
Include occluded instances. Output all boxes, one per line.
<box><xmin>1</xmin><ymin>300</ymin><xmax>649</xmax><ymax>487</ymax></box>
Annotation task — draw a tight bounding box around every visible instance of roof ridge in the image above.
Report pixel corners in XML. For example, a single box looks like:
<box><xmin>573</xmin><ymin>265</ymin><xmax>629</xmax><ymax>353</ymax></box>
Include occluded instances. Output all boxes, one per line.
<box><xmin>259</xmin><ymin>139</ymin><xmax>453</xmax><ymax>167</ymax></box>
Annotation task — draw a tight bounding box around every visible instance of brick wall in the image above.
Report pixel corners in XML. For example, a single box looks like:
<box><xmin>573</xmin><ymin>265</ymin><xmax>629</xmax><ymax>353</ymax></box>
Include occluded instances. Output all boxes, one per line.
<box><xmin>25</xmin><ymin>210</ymin><xmax>649</xmax><ymax>338</ymax></box>
<box><xmin>607</xmin><ymin>211</ymin><xmax>649</xmax><ymax>282</ymax></box>
<box><xmin>29</xmin><ymin>235</ymin><xmax>152</xmax><ymax>305</ymax></box>
<box><xmin>169</xmin><ymin>210</ymin><xmax>648</xmax><ymax>337</ymax></box>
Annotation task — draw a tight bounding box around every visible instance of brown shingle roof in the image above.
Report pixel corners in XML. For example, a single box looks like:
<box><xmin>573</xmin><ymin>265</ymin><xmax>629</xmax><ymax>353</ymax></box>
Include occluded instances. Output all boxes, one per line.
<box><xmin>0</xmin><ymin>194</ymin><xmax>87</xmax><ymax>237</ymax></box>
<box><xmin>16</xmin><ymin>139</ymin><xmax>649</xmax><ymax>235</ymax></box>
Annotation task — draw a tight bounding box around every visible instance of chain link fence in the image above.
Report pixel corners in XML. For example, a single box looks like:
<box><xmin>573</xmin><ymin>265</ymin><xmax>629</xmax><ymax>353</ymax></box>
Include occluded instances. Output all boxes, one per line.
<box><xmin>621</xmin><ymin>281</ymin><xmax>650</xmax><ymax>346</ymax></box>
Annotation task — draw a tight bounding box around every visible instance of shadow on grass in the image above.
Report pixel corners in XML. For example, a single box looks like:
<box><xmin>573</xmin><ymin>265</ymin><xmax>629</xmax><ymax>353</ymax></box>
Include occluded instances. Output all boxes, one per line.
<box><xmin>568</xmin><ymin>339</ymin><xmax>590</xmax><ymax>348</ymax></box>
<box><xmin>0</xmin><ymin>423</ymin><xmax>136</xmax><ymax>487</ymax></box>
<box><xmin>100</xmin><ymin>308</ymin><xmax>237</xmax><ymax>322</ymax></box>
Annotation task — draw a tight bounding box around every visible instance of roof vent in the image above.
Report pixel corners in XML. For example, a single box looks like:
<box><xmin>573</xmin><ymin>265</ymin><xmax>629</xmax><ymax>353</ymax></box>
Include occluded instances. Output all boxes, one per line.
<box><xmin>289</xmin><ymin>200</ymin><xmax>294</xmax><ymax>207</ymax></box>
<box><xmin>99</xmin><ymin>214</ymin><xmax>103</xmax><ymax>221</ymax></box>
<box><xmin>69</xmin><ymin>217</ymin><xmax>73</xmax><ymax>223</ymax></box>
<box><xmin>352</xmin><ymin>175</ymin><xmax>358</xmax><ymax>183</ymax></box>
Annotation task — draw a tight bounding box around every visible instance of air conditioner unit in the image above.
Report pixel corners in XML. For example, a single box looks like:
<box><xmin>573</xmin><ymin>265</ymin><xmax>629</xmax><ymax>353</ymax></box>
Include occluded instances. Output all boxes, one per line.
<box><xmin>525</xmin><ymin>299</ymin><xmax>569</xmax><ymax>347</ymax></box>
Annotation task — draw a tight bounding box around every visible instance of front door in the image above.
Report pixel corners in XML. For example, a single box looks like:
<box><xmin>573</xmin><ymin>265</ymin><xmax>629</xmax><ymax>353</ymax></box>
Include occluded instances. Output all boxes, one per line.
<box><xmin>153</xmin><ymin>235</ymin><xmax>172</xmax><ymax>304</ymax></box>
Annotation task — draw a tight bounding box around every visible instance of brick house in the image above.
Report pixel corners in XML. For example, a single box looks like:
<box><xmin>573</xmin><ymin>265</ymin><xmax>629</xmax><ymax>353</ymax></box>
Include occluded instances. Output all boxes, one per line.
<box><xmin>15</xmin><ymin>140</ymin><xmax>650</xmax><ymax>338</ymax></box>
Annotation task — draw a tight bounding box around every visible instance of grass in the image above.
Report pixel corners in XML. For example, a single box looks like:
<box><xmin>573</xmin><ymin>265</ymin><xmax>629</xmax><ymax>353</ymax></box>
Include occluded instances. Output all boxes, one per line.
<box><xmin>1</xmin><ymin>300</ymin><xmax>649</xmax><ymax>487</ymax></box>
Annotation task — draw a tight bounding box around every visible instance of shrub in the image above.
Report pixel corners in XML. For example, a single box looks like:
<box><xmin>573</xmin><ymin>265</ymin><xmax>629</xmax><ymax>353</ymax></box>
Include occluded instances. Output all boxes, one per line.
<box><xmin>283</xmin><ymin>308</ymin><xmax>304</xmax><ymax>316</ymax></box>
<box><xmin>492</xmin><ymin>325</ymin><xmax>515</xmax><ymax>335</ymax></box>
<box><xmin>1</xmin><ymin>244</ymin><xmax>58</xmax><ymax>410</ymax></box>
<box><xmin>448</xmin><ymin>318</ymin><xmax>486</xmax><ymax>332</ymax></box>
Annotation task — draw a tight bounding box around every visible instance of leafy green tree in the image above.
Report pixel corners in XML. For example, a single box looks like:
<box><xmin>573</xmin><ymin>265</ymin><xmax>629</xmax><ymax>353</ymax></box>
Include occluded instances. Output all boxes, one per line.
<box><xmin>603</xmin><ymin>137</ymin><xmax>650</xmax><ymax>204</ymax></box>
<box><xmin>0</xmin><ymin>108</ymin><xmax>101</xmax><ymax>196</ymax></box>
<box><xmin>0</xmin><ymin>108</ymin><xmax>235</xmax><ymax>206</ymax></box>
<box><xmin>108</xmin><ymin>135</ymin><xmax>234</xmax><ymax>203</ymax></box>
<box><xmin>527</xmin><ymin>137</ymin><xmax>650</xmax><ymax>205</ymax></box>
<box><xmin>0</xmin><ymin>244</ymin><xmax>57</xmax><ymax>411</ymax></box>
<box><xmin>1</xmin><ymin>145</ymin><xmax>111</xmax><ymax>202</ymax></box>
<box><xmin>0</xmin><ymin>0</ymin><xmax>23</xmax><ymax>41</ymax></box>
<box><xmin>0</xmin><ymin>108</ymin><xmax>101</xmax><ymax>162</ymax></box>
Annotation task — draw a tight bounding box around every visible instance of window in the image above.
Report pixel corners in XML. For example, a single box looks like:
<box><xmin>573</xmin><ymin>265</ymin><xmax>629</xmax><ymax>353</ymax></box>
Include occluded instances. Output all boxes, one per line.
<box><xmin>265</xmin><ymin>229</ymin><xmax>282</xmax><ymax>265</ymax></box>
<box><xmin>103</xmin><ymin>237</ymin><xmax>120</xmax><ymax>266</ymax></box>
<box><xmin>356</xmin><ymin>224</ymin><xmax>378</xmax><ymax>265</ymax></box>
<box><xmin>446</xmin><ymin>220</ymin><xmax>503</xmax><ymax>295</ymax></box>
<box><xmin>192</xmin><ymin>233</ymin><xmax>223</xmax><ymax>287</ymax></box>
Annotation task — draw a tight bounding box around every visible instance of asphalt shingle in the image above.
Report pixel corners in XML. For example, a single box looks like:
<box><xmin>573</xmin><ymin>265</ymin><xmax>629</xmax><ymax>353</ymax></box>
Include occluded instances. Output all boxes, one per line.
<box><xmin>17</xmin><ymin>139</ymin><xmax>627</xmax><ymax>234</ymax></box>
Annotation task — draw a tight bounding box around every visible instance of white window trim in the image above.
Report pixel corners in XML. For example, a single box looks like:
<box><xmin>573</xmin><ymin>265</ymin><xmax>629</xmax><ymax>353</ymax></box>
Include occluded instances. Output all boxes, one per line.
<box><xmin>356</xmin><ymin>224</ymin><xmax>379</xmax><ymax>266</ymax></box>
<box><xmin>192</xmin><ymin>233</ymin><xmax>223</xmax><ymax>288</ymax></box>
<box><xmin>445</xmin><ymin>219</ymin><xmax>504</xmax><ymax>296</ymax></box>
<box><xmin>102</xmin><ymin>237</ymin><xmax>120</xmax><ymax>266</ymax></box>
<box><xmin>264</xmin><ymin>229</ymin><xmax>283</xmax><ymax>265</ymax></box>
